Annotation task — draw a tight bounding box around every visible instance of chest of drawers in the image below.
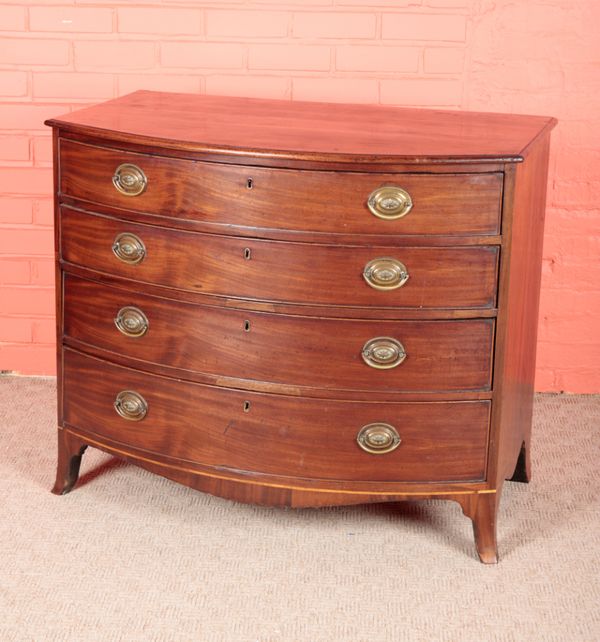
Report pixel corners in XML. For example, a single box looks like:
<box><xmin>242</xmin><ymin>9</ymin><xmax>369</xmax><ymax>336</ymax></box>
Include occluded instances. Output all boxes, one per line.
<box><xmin>46</xmin><ymin>91</ymin><xmax>555</xmax><ymax>563</ymax></box>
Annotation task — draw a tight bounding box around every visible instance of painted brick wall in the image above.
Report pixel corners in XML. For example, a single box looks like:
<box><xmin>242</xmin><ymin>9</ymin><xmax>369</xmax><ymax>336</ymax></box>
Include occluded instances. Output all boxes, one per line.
<box><xmin>0</xmin><ymin>0</ymin><xmax>598</xmax><ymax>392</ymax></box>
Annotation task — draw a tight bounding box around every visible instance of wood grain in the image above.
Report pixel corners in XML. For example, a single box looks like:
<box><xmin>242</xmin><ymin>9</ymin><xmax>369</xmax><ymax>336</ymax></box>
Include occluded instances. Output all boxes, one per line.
<box><xmin>46</xmin><ymin>91</ymin><xmax>556</xmax><ymax>562</ymax></box>
<box><xmin>61</xmin><ymin>262</ymin><xmax>499</xmax><ymax>322</ymax></box>
<box><xmin>59</xmin><ymin>199</ymin><xmax>504</xmax><ymax>247</ymax></box>
<box><xmin>56</xmin><ymin>425</ymin><xmax>493</xmax><ymax>506</ymax></box>
<box><xmin>60</xmin><ymin>208</ymin><xmax>499</xmax><ymax>308</ymax></box>
<box><xmin>490</xmin><ymin>133</ymin><xmax>553</xmax><ymax>487</ymax></box>
<box><xmin>63</xmin><ymin>273</ymin><xmax>494</xmax><ymax>393</ymax></box>
<box><xmin>59</xmin><ymin>139</ymin><xmax>503</xmax><ymax>236</ymax></box>
<box><xmin>62</xmin><ymin>348</ymin><xmax>490</xmax><ymax>484</ymax></box>
<box><xmin>46</xmin><ymin>90</ymin><xmax>555</xmax><ymax>164</ymax></box>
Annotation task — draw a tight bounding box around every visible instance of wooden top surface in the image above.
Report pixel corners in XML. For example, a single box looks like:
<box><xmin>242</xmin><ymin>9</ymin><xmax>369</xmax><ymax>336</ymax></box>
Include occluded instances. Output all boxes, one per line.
<box><xmin>46</xmin><ymin>90</ymin><xmax>556</xmax><ymax>164</ymax></box>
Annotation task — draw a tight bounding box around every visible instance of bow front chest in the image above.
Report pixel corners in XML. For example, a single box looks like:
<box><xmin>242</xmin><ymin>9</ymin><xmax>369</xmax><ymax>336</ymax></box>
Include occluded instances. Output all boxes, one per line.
<box><xmin>46</xmin><ymin>91</ymin><xmax>555</xmax><ymax>562</ymax></box>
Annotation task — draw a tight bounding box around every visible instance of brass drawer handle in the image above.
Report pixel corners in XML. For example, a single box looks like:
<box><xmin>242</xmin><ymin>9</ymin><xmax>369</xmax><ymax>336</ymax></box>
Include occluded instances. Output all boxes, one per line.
<box><xmin>367</xmin><ymin>186</ymin><xmax>412</xmax><ymax>220</ymax></box>
<box><xmin>114</xmin><ymin>306</ymin><xmax>149</xmax><ymax>338</ymax></box>
<box><xmin>362</xmin><ymin>337</ymin><xmax>406</xmax><ymax>369</ymax></box>
<box><xmin>363</xmin><ymin>258</ymin><xmax>409</xmax><ymax>291</ymax></box>
<box><xmin>112</xmin><ymin>163</ymin><xmax>147</xmax><ymax>196</ymax></box>
<box><xmin>357</xmin><ymin>423</ymin><xmax>401</xmax><ymax>454</ymax></box>
<box><xmin>114</xmin><ymin>390</ymin><xmax>148</xmax><ymax>421</ymax></box>
<box><xmin>112</xmin><ymin>232</ymin><xmax>146</xmax><ymax>265</ymax></box>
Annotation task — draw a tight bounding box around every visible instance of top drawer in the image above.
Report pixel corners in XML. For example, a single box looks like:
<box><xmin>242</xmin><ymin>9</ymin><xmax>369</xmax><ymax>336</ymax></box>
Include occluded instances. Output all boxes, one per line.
<box><xmin>59</xmin><ymin>139</ymin><xmax>503</xmax><ymax>237</ymax></box>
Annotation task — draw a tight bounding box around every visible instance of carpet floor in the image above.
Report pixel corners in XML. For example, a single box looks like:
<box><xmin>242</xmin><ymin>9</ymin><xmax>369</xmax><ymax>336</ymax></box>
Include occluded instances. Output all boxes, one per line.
<box><xmin>0</xmin><ymin>377</ymin><xmax>598</xmax><ymax>642</ymax></box>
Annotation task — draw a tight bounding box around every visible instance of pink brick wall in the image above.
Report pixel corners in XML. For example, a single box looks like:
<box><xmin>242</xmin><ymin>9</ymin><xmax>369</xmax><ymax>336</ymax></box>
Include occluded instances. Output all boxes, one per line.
<box><xmin>0</xmin><ymin>0</ymin><xmax>598</xmax><ymax>392</ymax></box>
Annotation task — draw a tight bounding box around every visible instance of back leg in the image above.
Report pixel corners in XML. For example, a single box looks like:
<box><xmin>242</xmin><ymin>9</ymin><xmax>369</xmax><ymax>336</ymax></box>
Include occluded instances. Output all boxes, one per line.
<box><xmin>509</xmin><ymin>440</ymin><xmax>531</xmax><ymax>483</ymax></box>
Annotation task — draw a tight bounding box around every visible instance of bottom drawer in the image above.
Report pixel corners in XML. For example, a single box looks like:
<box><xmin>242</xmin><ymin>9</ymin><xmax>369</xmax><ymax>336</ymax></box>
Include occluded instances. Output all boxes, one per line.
<box><xmin>62</xmin><ymin>349</ymin><xmax>490</xmax><ymax>483</ymax></box>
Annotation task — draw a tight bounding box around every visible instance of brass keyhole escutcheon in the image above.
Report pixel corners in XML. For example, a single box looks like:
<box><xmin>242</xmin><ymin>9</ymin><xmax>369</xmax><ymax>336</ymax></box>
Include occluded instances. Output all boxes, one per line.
<box><xmin>361</xmin><ymin>337</ymin><xmax>407</xmax><ymax>369</ymax></box>
<box><xmin>114</xmin><ymin>390</ymin><xmax>148</xmax><ymax>421</ymax></box>
<box><xmin>112</xmin><ymin>163</ymin><xmax>147</xmax><ymax>196</ymax></box>
<box><xmin>363</xmin><ymin>258</ymin><xmax>409</xmax><ymax>291</ymax></box>
<box><xmin>114</xmin><ymin>306</ymin><xmax>149</xmax><ymax>338</ymax></box>
<box><xmin>356</xmin><ymin>423</ymin><xmax>401</xmax><ymax>454</ymax></box>
<box><xmin>367</xmin><ymin>186</ymin><xmax>412</xmax><ymax>220</ymax></box>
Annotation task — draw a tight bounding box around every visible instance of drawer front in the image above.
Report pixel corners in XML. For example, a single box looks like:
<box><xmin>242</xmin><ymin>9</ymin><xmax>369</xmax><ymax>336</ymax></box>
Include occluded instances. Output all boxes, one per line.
<box><xmin>60</xmin><ymin>139</ymin><xmax>502</xmax><ymax>236</ymax></box>
<box><xmin>61</xmin><ymin>208</ymin><xmax>499</xmax><ymax>309</ymax></box>
<box><xmin>63</xmin><ymin>349</ymin><xmax>490</xmax><ymax>483</ymax></box>
<box><xmin>63</xmin><ymin>275</ymin><xmax>493</xmax><ymax>393</ymax></box>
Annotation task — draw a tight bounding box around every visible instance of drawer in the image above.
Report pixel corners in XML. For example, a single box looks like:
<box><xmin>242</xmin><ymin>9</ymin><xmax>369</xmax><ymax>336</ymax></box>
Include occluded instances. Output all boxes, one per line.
<box><xmin>63</xmin><ymin>349</ymin><xmax>490</xmax><ymax>483</ymax></box>
<box><xmin>63</xmin><ymin>274</ymin><xmax>493</xmax><ymax>393</ymax></box>
<box><xmin>59</xmin><ymin>139</ymin><xmax>502</xmax><ymax>236</ymax></box>
<box><xmin>60</xmin><ymin>208</ymin><xmax>499</xmax><ymax>309</ymax></box>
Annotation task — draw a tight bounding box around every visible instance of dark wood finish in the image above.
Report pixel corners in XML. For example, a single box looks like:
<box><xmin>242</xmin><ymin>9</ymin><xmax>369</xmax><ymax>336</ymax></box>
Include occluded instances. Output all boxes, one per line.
<box><xmin>59</xmin><ymin>139</ymin><xmax>502</xmax><ymax>237</ymax></box>
<box><xmin>60</xmin><ymin>200</ymin><xmax>504</xmax><ymax>247</ymax></box>
<box><xmin>509</xmin><ymin>442</ymin><xmax>531</xmax><ymax>484</ymax></box>
<box><xmin>456</xmin><ymin>491</ymin><xmax>500</xmax><ymax>563</ymax></box>
<box><xmin>62</xmin><ymin>261</ymin><xmax>499</xmax><ymax>322</ymax></box>
<box><xmin>62</xmin><ymin>349</ymin><xmax>490</xmax><ymax>484</ymax></box>
<box><xmin>60</xmin><ymin>414</ymin><xmax>491</xmax><ymax>496</ymax></box>
<box><xmin>51</xmin><ymin>428</ymin><xmax>87</xmax><ymax>495</ymax></box>
<box><xmin>57</xmin><ymin>423</ymin><xmax>492</xmax><ymax>503</ymax></box>
<box><xmin>490</xmin><ymin>134</ymin><xmax>552</xmax><ymax>488</ymax></box>
<box><xmin>60</xmin><ymin>208</ymin><xmax>499</xmax><ymax>308</ymax></box>
<box><xmin>46</xmin><ymin>90</ymin><xmax>555</xmax><ymax>164</ymax></box>
<box><xmin>57</xmin><ymin>129</ymin><xmax>511</xmax><ymax>173</ymax></box>
<box><xmin>63</xmin><ymin>339</ymin><xmax>496</xmax><ymax>403</ymax></box>
<box><xmin>52</xmin><ymin>128</ymin><xmax>64</xmax><ymax>425</ymax></box>
<box><xmin>46</xmin><ymin>91</ymin><xmax>556</xmax><ymax>563</ymax></box>
<box><xmin>63</xmin><ymin>273</ymin><xmax>494</xmax><ymax>393</ymax></box>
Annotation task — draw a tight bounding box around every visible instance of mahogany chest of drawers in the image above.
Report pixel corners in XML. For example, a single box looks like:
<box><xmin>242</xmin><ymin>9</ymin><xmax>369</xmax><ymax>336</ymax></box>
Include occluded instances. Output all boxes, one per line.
<box><xmin>46</xmin><ymin>91</ymin><xmax>555</xmax><ymax>563</ymax></box>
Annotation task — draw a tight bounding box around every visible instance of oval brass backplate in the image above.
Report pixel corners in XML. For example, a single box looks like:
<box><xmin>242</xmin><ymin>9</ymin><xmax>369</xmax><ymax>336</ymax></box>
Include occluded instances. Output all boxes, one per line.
<box><xmin>112</xmin><ymin>232</ymin><xmax>146</xmax><ymax>265</ymax></box>
<box><xmin>356</xmin><ymin>423</ymin><xmax>401</xmax><ymax>454</ymax></box>
<box><xmin>114</xmin><ymin>390</ymin><xmax>148</xmax><ymax>421</ymax></box>
<box><xmin>361</xmin><ymin>337</ymin><xmax>407</xmax><ymax>369</ymax></box>
<box><xmin>363</xmin><ymin>257</ymin><xmax>409</xmax><ymax>291</ymax></box>
<box><xmin>112</xmin><ymin>163</ymin><xmax>147</xmax><ymax>197</ymax></box>
<box><xmin>367</xmin><ymin>185</ymin><xmax>413</xmax><ymax>220</ymax></box>
<box><xmin>114</xmin><ymin>306</ymin><xmax>149</xmax><ymax>338</ymax></box>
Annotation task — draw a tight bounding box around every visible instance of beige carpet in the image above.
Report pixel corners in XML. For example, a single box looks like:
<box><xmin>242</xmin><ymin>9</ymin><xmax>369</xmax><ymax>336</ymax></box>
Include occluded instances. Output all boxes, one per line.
<box><xmin>0</xmin><ymin>377</ymin><xmax>598</xmax><ymax>642</ymax></box>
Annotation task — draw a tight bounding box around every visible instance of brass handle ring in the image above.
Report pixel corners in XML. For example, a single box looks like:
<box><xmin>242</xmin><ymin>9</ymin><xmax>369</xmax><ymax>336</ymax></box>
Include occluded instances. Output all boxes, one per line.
<box><xmin>112</xmin><ymin>163</ymin><xmax>147</xmax><ymax>196</ymax></box>
<box><xmin>114</xmin><ymin>306</ymin><xmax>149</xmax><ymax>338</ymax></box>
<box><xmin>114</xmin><ymin>390</ymin><xmax>148</xmax><ymax>421</ymax></box>
<box><xmin>367</xmin><ymin>186</ymin><xmax>412</xmax><ymax>220</ymax></box>
<box><xmin>357</xmin><ymin>423</ymin><xmax>401</xmax><ymax>454</ymax></box>
<box><xmin>362</xmin><ymin>337</ymin><xmax>406</xmax><ymax>369</ymax></box>
<box><xmin>112</xmin><ymin>232</ymin><xmax>146</xmax><ymax>265</ymax></box>
<box><xmin>363</xmin><ymin>258</ymin><xmax>409</xmax><ymax>291</ymax></box>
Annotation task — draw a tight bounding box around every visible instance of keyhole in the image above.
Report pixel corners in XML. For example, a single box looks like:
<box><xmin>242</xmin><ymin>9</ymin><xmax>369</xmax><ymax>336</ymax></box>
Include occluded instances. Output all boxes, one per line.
<box><xmin>246</xmin><ymin>178</ymin><xmax>253</xmax><ymax>190</ymax></box>
<box><xmin>244</xmin><ymin>320</ymin><xmax>251</xmax><ymax>332</ymax></box>
<box><xmin>243</xmin><ymin>248</ymin><xmax>251</xmax><ymax>260</ymax></box>
<box><xmin>243</xmin><ymin>401</ymin><xmax>251</xmax><ymax>412</ymax></box>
